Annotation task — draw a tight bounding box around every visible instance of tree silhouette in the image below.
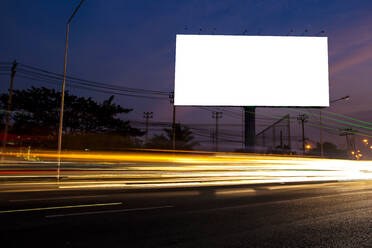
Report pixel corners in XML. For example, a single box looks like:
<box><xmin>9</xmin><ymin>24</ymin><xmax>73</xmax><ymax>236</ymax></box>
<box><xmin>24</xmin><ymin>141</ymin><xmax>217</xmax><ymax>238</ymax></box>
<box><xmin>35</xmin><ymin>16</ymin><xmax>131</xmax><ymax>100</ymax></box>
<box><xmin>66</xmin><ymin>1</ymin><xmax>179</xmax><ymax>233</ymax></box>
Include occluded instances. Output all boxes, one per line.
<box><xmin>310</xmin><ymin>142</ymin><xmax>347</xmax><ymax>158</ymax></box>
<box><xmin>146</xmin><ymin>124</ymin><xmax>199</xmax><ymax>150</ymax></box>
<box><xmin>0</xmin><ymin>87</ymin><xmax>143</xmax><ymax>148</ymax></box>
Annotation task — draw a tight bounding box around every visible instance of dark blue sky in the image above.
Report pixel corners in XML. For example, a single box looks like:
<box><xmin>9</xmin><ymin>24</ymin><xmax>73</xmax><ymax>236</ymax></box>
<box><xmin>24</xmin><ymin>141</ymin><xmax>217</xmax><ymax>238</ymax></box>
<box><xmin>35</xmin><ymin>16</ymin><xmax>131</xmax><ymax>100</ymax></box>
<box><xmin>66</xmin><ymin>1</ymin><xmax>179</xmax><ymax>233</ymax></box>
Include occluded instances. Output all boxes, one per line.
<box><xmin>1</xmin><ymin>0</ymin><xmax>372</xmax><ymax>150</ymax></box>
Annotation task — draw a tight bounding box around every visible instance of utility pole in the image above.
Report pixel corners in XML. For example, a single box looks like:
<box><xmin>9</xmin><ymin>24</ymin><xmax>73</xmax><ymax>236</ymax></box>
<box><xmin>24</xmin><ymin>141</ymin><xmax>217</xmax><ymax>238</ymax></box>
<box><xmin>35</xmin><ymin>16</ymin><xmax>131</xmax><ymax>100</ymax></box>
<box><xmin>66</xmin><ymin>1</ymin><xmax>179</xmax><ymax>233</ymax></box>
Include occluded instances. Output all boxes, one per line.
<box><xmin>212</xmin><ymin>112</ymin><xmax>222</xmax><ymax>152</ymax></box>
<box><xmin>320</xmin><ymin>95</ymin><xmax>350</xmax><ymax>158</ymax></box>
<box><xmin>287</xmin><ymin>114</ymin><xmax>291</xmax><ymax>151</ymax></box>
<box><xmin>211</xmin><ymin>131</ymin><xmax>215</xmax><ymax>144</ymax></box>
<box><xmin>297</xmin><ymin>114</ymin><xmax>308</xmax><ymax>155</ymax></box>
<box><xmin>169</xmin><ymin>92</ymin><xmax>176</xmax><ymax>150</ymax></box>
<box><xmin>57</xmin><ymin>0</ymin><xmax>86</xmax><ymax>181</ymax></box>
<box><xmin>143</xmin><ymin>112</ymin><xmax>153</xmax><ymax>144</ymax></box>
<box><xmin>320</xmin><ymin>110</ymin><xmax>324</xmax><ymax>157</ymax></box>
<box><xmin>340</xmin><ymin>128</ymin><xmax>355</xmax><ymax>158</ymax></box>
<box><xmin>2</xmin><ymin>60</ymin><xmax>17</xmax><ymax>152</ymax></box>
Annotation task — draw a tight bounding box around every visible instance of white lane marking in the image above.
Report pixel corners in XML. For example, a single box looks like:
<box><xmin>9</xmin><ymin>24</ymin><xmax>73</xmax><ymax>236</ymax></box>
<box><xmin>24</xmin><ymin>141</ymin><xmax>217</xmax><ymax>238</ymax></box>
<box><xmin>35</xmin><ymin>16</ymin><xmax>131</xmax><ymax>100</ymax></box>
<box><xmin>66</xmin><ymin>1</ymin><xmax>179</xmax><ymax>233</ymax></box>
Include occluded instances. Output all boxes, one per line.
<box><xmin>0</xmin><ymin>202</ymin><xmax>122</xmax><ymax>214</ymax></box>
<box><xmin>194</xmin><ymin>190</ymin><xmax>372</xmax><ymax>213</ymax></box>
<box><xmin>10</xmin><ymin>191</ymin><xmax>199</xmax><ymax>202</ymax></box>
<box><xmin>9</xmin><ymin>194</ymin><xmax>109</xmax><ymax>202</ymax></box>
<box><xmin>45</xmin><ymin>205</ymin><xmax>174</xmax><ymax>218</ymax></box>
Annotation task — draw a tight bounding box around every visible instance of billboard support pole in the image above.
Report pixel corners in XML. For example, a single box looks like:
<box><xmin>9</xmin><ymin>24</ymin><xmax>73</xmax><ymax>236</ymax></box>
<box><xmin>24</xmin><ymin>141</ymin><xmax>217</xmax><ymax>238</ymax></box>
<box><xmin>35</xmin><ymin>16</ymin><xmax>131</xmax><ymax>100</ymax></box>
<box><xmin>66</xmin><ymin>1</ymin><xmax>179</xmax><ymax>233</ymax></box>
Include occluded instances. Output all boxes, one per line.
<box><xmin>212</xmin><ymin>112</ymin><xmax>222</xmax><ymax>152</ymax></box>
<box><xmin>244</xmin><ymin>107</ymin><xmax>256</xmax><ymax>152</ymax></box>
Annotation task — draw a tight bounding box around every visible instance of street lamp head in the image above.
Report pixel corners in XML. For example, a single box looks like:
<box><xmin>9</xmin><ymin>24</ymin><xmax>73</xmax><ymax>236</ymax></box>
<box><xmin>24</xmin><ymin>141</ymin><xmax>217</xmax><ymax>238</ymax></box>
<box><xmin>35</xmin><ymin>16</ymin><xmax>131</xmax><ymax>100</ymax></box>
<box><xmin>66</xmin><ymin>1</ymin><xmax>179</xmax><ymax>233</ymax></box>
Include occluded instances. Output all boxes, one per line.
<box><xmin>330</xmin><ymin>95</ymin><xmax>350</xmax><ymax>104</ymax></box>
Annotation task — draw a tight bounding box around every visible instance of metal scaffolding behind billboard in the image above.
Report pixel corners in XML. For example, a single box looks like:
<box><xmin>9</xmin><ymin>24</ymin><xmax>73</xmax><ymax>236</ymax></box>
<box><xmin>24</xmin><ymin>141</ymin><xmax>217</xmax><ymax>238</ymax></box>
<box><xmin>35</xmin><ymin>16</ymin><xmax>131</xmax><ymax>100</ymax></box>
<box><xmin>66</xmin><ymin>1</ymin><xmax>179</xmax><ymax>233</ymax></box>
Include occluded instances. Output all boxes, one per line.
<box><xmin>255</xmin><ymin>114</ymin><xmax>291</xmax><ymax>153</ymax></box>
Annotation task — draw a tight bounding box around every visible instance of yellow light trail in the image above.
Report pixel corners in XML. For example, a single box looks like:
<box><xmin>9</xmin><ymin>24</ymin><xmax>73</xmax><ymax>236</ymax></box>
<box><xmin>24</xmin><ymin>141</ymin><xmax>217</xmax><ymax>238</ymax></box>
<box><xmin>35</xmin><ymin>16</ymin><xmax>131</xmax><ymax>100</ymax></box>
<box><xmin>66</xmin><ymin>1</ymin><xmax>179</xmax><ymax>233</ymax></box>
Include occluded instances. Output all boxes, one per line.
<box><xmin>1</xmin><ymin>150</ymin><xmax>372</xmax><ymax>190</ymax></box>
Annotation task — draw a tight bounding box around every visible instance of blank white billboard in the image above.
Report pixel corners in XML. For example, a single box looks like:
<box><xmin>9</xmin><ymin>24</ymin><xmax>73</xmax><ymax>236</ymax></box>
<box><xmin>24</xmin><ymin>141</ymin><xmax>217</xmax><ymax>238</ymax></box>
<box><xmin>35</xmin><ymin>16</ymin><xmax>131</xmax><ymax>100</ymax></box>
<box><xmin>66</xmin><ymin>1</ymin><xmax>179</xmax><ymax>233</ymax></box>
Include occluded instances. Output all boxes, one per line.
<box><xmin>174</xmin><ymin>35</ymin><xmax>329</xmax><ymax>107</ymax></box>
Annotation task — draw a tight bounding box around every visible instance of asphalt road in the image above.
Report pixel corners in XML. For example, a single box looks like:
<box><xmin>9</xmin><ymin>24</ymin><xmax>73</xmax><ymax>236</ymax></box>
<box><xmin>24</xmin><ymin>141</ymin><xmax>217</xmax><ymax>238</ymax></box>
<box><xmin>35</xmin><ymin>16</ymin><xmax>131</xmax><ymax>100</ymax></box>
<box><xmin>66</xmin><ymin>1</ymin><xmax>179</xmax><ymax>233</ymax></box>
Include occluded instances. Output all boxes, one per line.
<box><xmin>1</xmin><ymin>180</ymin><xmax>372</xmax><ymax>248</ymax></box>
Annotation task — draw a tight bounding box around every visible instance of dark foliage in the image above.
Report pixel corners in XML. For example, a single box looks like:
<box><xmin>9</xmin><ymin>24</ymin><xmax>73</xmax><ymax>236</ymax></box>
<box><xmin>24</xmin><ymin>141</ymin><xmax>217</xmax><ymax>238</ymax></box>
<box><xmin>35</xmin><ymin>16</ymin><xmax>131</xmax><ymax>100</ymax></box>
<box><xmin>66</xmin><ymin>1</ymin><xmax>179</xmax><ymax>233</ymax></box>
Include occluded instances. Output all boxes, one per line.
<box><xmin>146</xmin><ymin>124</ymin><xmax>199</xmax><ymax>150</ymax></box>
<box><xmin>0</xmin><ymin>87</ymin><xmax>143</xmax><ymax>148</ymax></box>
<box><xmin>309</xmin><ymin>141</ymin><xmax>348</xmax><ymax>158</ymax></box>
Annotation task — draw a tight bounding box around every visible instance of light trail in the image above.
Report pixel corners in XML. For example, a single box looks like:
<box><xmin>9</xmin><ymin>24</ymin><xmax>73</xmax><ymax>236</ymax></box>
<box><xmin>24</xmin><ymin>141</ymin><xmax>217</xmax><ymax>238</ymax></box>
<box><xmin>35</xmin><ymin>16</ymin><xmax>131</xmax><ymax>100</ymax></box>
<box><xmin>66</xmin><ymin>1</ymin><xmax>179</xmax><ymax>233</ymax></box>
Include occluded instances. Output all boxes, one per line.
<box><xmin>0</xmin><ymin>150</ymin><xmax>372</xmax><ymax>190</ymax></box>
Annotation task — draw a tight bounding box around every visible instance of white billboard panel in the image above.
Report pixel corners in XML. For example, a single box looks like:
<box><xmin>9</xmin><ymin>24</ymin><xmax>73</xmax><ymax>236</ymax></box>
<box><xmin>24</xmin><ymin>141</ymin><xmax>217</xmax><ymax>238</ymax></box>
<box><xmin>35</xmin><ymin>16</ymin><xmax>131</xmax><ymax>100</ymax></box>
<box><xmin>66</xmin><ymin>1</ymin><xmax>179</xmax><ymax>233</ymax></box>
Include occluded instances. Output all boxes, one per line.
<box><xmin>174</xmin><ymin>35</ymin><xmax>329</xmax><ymax>107</ymax></box>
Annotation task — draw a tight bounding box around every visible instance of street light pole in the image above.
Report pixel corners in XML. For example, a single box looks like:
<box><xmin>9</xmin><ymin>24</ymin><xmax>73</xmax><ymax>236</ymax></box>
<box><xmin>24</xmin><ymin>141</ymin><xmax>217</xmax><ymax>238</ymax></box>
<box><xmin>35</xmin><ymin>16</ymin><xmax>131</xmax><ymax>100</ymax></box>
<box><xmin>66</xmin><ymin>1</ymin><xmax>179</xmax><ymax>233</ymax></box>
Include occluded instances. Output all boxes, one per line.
<box><xmin>169</xmin><ymin>92</ymin><xmax>176</xmax><ymax>150</ymax></box>
<box><xmin>57</xmin><ymin>0</ymin><xmax>86</xmax><ymax>181</ymax></box>
<box><xmin>320</xmin><ymin>110</ymin><xmax>324</xmax><ymax>157</ymax></box>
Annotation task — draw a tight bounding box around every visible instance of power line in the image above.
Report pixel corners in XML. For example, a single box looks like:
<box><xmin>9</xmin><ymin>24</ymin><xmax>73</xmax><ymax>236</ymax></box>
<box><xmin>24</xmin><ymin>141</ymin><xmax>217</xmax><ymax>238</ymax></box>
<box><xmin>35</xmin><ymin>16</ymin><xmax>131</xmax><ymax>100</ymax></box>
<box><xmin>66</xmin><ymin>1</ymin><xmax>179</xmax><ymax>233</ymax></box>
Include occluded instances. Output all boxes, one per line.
<box><xmin>16</xmin><ymin>74</ymin><xmax>168</xmax><ymax>101</ymax></box>
<box><xmin>198</xmin><ymin>106</ymin><xmax>275</xmax><ymax>121</ymax></box>
<box><xmin>17</xmin><ymin>69</ymin><xmax>169</xmax><ymax>97</ymax></box>
<box><xmin>304</xmin><ymin>117</ymin><xmax>372</xmax><ymax>139</ymax></box>
<box><xmin>18</xmin><ymin>63</ymin><xmax>169</xmax><ymax>96</ymax></box>
<box><xmin>321</xmin><ymin>109</ymin><xmax>372</xmax><ymax>127</ymax></box>
<box><xmin>7</xmin><ymin>61</ymin><xmax>372</xmax><ymax>149</ymax></box>
<box><xmin>288</xmin><ymin>108</ymin><xmax>372</xmax><ymax>133</ymax></box>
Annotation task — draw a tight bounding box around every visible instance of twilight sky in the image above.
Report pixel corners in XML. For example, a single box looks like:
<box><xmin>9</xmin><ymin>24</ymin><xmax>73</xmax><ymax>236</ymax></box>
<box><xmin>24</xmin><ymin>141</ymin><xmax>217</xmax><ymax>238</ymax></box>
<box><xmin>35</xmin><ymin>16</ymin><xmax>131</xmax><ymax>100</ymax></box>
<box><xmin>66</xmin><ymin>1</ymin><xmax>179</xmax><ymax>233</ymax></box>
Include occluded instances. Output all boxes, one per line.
<box><xmin>1</xmin><ymin>0</ymin><xmax>372</xmax><ymax>151</ymax></box>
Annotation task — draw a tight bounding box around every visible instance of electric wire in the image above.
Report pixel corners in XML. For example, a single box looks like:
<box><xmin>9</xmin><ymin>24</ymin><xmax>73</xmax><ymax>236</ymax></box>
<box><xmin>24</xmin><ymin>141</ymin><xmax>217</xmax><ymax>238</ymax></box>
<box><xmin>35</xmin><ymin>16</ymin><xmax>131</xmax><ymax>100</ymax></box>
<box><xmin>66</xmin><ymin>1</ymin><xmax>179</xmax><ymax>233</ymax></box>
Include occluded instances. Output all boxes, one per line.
<box><xmin>18</xmin><ymin>63</ymin><xmax>169</xmax><ymax>96</ymax></box>
<box><xmin>4</xmin><ymin>61</ymin><xmax>372</xmax><ymax>147</ymax></box>
<box><xmin>16</xmin><ymin>74</ymin><xmax>168</xmax><ymax>101</ymax></box>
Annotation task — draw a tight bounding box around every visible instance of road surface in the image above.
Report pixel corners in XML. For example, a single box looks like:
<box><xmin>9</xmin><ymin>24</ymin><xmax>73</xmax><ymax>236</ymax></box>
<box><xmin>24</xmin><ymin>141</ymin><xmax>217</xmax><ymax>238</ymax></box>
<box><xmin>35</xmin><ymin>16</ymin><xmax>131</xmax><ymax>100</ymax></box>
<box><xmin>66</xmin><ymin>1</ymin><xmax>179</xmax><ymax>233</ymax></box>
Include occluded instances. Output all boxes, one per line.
<box><xmin>1</xmin><ymin>180</ymin><xmax>372</xmax><ymax>247</ymax></box>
